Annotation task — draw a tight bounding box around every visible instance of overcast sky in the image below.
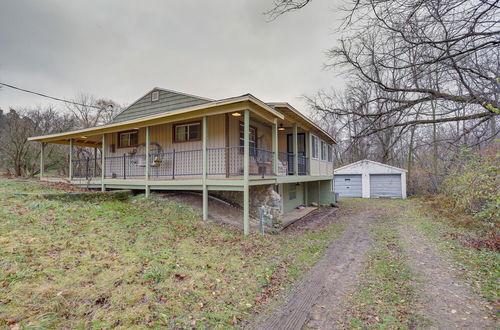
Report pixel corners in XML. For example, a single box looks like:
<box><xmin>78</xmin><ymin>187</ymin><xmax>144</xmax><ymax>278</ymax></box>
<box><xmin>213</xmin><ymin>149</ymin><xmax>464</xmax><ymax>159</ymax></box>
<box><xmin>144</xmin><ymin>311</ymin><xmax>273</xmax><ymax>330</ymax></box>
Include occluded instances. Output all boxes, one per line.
<box><xmin>0</xmin><ymin>0</ymin><xmax>345</xmax><ymax>114</ymax></box>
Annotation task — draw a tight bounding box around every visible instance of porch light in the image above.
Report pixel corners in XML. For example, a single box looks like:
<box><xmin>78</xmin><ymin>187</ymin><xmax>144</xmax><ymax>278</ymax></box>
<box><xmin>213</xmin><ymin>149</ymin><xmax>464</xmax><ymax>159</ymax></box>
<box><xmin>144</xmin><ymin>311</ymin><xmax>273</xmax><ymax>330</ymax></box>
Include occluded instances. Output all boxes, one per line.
<box><xmin>81</xmin><ymin>136</ymin><xmax>87</xmax><ymax>139</ymax></box>
<box><xmin>278</xmin><ymin>124</ymin><xmax>285</xmax><ymax>131</ymax></box>
<box><xmin>231</xmin><ymin>112</ymin><xmax>242</xmax><ymax>117</ymax></box>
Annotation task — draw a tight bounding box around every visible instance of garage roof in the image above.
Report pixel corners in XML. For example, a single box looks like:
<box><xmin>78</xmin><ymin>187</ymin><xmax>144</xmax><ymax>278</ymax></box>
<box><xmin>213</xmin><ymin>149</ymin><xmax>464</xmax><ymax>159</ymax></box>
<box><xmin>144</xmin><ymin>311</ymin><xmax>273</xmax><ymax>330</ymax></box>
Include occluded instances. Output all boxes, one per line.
<box><xmin>334</xmin><ymin>160</ymin><xmax>407</xmax><ymax>173</ymax></box>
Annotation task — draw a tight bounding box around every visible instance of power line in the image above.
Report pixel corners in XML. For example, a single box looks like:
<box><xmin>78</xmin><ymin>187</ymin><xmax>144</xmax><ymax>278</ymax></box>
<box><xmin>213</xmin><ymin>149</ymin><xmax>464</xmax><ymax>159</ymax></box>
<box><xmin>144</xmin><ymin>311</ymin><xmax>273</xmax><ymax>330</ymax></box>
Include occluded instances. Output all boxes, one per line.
<box><xmin>0</xmin><ymin>82</ymin><xmax>103</xmax><ymax>109</ymax></box>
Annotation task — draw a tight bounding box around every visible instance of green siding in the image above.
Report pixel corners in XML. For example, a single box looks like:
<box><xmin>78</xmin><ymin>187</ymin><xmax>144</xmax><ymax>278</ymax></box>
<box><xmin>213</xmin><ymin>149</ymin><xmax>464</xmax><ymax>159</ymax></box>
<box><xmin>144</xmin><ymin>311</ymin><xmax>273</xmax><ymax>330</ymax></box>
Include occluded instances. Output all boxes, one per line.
<box><xmin>305</xmin><ymin>179</ymin><xmax>334</xmax><ymax>206</ymax></box>
<box><xmin>111</xmin><ymin>89</ymin><xmax>211</xmax><ymax>123</ymax></box>
<box><xmin>319</xmin><ymin>180</ymin><xmax>334</xmax><ymax>205</ymax></box>
<box><xmin>282</xmin><ymin>182</ymin><xmax>305</xmax><ymax>212</ymax></box>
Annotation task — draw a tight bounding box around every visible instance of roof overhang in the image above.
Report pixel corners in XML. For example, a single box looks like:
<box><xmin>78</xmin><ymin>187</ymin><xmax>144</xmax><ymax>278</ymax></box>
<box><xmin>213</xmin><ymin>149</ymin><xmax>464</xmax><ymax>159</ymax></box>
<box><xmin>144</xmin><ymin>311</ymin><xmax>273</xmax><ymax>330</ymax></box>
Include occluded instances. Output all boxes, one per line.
<box><xmin>29</xmin><ymin>94</ymin><xmax>284</xmax><ymax>145</ymax></box>
<box><xmin>269</xmin><ymin>102</ymin><xmax>337</xmax><ymax>144</ymax></box>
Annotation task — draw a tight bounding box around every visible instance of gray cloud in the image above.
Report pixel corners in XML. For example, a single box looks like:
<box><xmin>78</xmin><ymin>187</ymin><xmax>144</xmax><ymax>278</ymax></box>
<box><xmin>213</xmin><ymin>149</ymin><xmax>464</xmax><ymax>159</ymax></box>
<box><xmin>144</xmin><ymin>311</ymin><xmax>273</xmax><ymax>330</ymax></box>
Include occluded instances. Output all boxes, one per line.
<box><xmin>0</xmin><ymin>0</ymin><xmax>344</xmax><ymax>114</ymax></box>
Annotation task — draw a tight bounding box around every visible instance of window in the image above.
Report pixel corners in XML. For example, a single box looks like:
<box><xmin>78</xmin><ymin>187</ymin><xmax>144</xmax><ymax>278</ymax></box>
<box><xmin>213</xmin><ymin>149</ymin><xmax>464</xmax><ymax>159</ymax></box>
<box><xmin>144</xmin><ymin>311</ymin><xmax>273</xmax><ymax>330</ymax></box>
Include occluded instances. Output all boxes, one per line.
<box><xmin>321</xmin><ymin>141</ymin><xmax>327</xmax><ymax>160</ymax></box>
<box><xmin>311</xmin><ymin>135</ymin><xmax>318</xmax><ymax>159</ymax></box>
<box><xmin>173</xmin><ymin>122</ymin><xmax>201</xmax><ymax>142</ymax></box>
<box><xmin>288</xmin><ymin>183</ymin><xmax>296</xmax><ymax>200</ymax></box>
<box><xmin>239</xmin><ymin>122</ymin><xmax>257</xmax><ymax>155</ymax></box>
<box><xmin>327</xmin><ymin>145</ymin><xmax>333</xmax><ymax>162</ymax></box>
<box><xmin>118</xmin><ymin>130</ymin><xmax>138</xmax><ymax>148</ymax></box>
<box><xmin>151</xmin><ymin>91</ymin><xmax>159</xmax><ymax>102</ymax></box>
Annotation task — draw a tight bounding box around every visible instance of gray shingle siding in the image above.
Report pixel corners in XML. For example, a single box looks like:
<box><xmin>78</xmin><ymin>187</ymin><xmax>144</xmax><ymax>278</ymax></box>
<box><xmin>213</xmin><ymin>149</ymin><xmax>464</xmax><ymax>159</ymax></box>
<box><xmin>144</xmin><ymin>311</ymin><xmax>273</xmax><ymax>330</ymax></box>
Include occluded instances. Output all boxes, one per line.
<box><xmin>111</xmin><ymin>89</ymin><xmax>211</xmax><ymax>123</ymax></box>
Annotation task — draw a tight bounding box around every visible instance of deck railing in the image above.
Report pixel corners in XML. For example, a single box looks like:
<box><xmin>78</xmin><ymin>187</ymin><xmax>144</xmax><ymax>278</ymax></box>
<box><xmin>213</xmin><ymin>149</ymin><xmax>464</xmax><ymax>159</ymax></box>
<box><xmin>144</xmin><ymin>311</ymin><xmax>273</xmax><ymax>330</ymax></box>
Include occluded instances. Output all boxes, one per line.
<box><xmin>70</xmin><ymin>146</ymin><xmax>283</xmax><ymax>180</ymax></box>
<box><xmin>277</xmin><ymin>152</ymin><xmax>308</xmax><ymax>176</ymax></box>
<box><xmin>72</xmin><ymin>157</ymin><xmax>102</xmax><ymax>179</ymax></box>
<box><xmin>250</xmin><ymin>148</ymin><xmax>275</xmax><ymax>177</ymax></box>
<box><xmin>298</xmin><ymin>155</ymin><xmax>309</xmax><ymax>175</ymax></box>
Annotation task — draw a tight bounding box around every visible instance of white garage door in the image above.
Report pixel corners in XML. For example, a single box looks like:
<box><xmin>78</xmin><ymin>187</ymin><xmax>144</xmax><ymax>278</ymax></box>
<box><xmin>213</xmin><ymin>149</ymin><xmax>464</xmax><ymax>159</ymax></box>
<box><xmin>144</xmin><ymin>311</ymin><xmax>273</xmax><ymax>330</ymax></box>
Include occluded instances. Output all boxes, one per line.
<box><xmin>370</xmin><ymin>174</ymin><xmax>402</xmax><ymax>198</ymax></box>
<box><xmin>334</xmin><ymin>174</ymin><xmax>362</xmax><ymax>197</ymax></box>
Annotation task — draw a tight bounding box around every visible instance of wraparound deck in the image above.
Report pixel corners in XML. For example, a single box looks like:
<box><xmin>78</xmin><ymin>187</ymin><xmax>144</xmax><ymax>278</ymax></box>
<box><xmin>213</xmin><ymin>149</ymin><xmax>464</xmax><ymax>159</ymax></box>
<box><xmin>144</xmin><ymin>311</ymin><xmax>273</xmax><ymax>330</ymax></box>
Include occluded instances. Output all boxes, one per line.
<box><xmin>71</xmin><ymin>146</ymin><xmax>309</xmax><ymax>180</ymax></box>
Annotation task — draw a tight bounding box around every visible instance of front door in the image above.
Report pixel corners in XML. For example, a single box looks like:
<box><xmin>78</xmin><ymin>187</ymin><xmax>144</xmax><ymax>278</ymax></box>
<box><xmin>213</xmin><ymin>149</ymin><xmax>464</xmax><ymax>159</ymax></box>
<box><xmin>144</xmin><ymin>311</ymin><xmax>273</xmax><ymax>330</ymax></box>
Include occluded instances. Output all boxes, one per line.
<box><xmin>287</xmin><ymin>133</ymin><xmax>306</xmax><ymax>174</ymax></box>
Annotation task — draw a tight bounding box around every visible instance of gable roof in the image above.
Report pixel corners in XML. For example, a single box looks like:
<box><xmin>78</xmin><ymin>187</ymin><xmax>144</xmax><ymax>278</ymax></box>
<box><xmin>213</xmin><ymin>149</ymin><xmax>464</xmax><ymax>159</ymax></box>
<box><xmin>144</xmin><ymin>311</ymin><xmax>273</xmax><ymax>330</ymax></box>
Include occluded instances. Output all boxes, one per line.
<box><xmin>28</xmin><ymin>94</ymin><xmax>284</xmax><ymax>146</ymax></box>
<box><xmin>111</xmin><ymin>87</ymin><xmax>212</xmax><ymax>123</ymax></box>
<box><xmin>334</xmin><ymin>159</ymin><xmax>407</xmax><ymax>173</ymax></box>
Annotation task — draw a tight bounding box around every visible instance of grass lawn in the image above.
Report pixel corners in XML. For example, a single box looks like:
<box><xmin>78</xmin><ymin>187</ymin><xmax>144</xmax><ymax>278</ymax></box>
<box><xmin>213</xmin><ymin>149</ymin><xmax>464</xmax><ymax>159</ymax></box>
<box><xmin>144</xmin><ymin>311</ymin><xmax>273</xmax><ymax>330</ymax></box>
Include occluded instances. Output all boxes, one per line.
<box><xmin>0</xmin><ymin>177</ymin><xmax>344</xmax><ymax>328</ymax></box>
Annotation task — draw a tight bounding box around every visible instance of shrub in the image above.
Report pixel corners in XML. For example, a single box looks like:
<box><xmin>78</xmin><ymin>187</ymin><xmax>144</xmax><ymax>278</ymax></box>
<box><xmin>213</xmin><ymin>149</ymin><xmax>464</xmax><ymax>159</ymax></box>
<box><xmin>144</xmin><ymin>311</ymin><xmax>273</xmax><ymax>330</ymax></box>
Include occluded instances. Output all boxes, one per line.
<box><xmin>441</xmin><ymin>147</ymin><xmax>499</xmax><ymax>228</ymax></box>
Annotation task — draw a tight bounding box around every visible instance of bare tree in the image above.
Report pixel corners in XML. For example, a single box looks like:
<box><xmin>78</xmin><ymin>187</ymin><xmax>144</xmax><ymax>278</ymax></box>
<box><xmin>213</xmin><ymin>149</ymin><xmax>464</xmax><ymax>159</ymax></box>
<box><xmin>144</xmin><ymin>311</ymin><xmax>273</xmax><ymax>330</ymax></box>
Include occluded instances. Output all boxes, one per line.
<box><xmin>0</xmin><ymin>108</ymin><xmax>75</xmax><ymax>177</ymax></box>
<box><xmin>66</xmin><ymin>94</ymin><xmax>123</xmax><ymax>166</ymax></box>
<box><xmin>269</xmin><ymin>0</ymin><xmax>500</xmax><ymax>136</ymax></box>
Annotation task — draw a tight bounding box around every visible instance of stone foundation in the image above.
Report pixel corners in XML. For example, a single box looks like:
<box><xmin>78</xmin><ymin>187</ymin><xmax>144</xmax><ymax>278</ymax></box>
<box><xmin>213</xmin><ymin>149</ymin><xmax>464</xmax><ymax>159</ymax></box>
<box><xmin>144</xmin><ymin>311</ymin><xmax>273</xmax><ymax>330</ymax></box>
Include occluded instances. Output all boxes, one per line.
<box><xmin>212</xmin><ymin>185</ymin><xmax>282</xmax><ymax>227</ymax></box>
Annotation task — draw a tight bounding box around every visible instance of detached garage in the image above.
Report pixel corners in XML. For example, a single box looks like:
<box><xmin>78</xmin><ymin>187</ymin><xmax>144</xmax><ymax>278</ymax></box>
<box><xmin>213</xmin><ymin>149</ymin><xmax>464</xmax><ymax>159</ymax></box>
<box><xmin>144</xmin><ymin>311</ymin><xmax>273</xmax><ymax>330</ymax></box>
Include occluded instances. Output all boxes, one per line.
<box><xmin>334</xmin><ymin>160</ymin><xmax>407</xmax><ymax>199</ymax></box>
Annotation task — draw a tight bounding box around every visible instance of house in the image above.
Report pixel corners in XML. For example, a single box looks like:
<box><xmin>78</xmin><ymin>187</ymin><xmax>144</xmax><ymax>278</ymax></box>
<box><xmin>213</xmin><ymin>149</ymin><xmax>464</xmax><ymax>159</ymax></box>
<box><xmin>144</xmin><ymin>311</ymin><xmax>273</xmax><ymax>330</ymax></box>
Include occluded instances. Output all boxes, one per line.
<box><xmin>334</xmin><ymin>160</ymin><xmax>407</xmax><ymax>199</ymax></box>
<box><xmin>29</xmin><ymin>88</ymin><xmax>336</xmax><ymax>234</ymax></box>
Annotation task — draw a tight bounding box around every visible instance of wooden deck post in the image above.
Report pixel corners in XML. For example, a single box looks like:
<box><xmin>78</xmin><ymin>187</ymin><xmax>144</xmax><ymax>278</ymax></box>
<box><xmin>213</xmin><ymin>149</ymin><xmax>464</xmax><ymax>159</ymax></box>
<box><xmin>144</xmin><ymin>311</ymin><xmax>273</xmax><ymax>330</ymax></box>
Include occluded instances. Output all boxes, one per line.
<box><xmin>93</xmin><ymin>148</ymin><xmax>98</xmax><ymax>177</ymax></box>
<box><xmin>306</xmin><ymin>132</ymin><xmax>311</xmax><ymax>175</ymax></box>
<box><xmin>68</xmin><ymin>139</ymin><xmax>73</xmax><ymax>180</ymax></box>
<box><xmin>101</xmin><ymin>134</ymin><xmax>106</xmax><ymax>192</ymax></box>
<box><xmin>40</xmin><ymin>142</ymin><xmax>45</xmax><ymax>180</ymax></box>
<box><xmin>243</xmin><ymin>109</ymin><xmax>250</xmax><ymax>235</ymax></box>
<box><xmin>272</xmin><ymin>118</ymin><xmax>278</xmax><ymax>175</ymax></box>
<box><xmin>145</xmin><ymin>126</ymin><xmax>150</xmax><ymax>197</ymax></box>
<box><xmin>293</xmin><ymin>123</ymin><xmax>298</xmax><ymax>176</ymax></box>
<box><xmin>202</xmin><ymin>116</ymin><xmax>208</xmax><ymax>221</ymax></box>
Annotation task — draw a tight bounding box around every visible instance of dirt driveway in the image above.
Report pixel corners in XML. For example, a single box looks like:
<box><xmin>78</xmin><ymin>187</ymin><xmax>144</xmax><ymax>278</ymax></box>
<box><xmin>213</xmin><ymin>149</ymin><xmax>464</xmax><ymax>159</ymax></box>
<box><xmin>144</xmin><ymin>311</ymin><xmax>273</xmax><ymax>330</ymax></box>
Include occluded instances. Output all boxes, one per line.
<box><xmin>249</xmin><ymin>199</ymin><xmax>496</xmax><ymax>329</ymax></box>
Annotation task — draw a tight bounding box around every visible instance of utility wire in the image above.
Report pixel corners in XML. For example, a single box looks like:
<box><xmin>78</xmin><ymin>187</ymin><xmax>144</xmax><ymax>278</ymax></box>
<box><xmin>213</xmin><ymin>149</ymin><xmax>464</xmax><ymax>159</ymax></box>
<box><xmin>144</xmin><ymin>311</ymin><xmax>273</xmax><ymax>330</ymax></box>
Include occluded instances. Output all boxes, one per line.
<box><xmin>0</xmin><ymin>82</ymin><xmax>103</xmax><ymax>109</ymax></box>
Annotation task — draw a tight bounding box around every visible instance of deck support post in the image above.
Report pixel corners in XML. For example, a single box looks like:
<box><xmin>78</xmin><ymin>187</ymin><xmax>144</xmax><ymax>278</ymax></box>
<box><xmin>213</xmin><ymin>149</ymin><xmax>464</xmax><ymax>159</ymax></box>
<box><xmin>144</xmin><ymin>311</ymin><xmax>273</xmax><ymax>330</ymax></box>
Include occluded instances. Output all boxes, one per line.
<box><xmin>243</xmin><ymin>109</ymin><xmax>250</xmax><ymax>235</ymax></box>
<box><xmin>145</xmin><ymin>126</ymin><xmax>150</xmax><ymax>197</ymax></box>
<box><xmin>293</xmin><ymin>123</ymin><xmax>298</xmax><ymax>176</ymax></box>
<box><xmin>93</xmin><ymin>148</ymin><xmax>98</xmax><ymax>177</ymax></box>
<box><xmin>101</xmin><ymin>134</ymin><xmax>106</xmax><ymax>191</ymax></box>
<box><xmin>202</xmin><ymin>116</ymin><xmax>208</xmax><ymax>221</ymax></box>
<box><xmin>68</xmin><ymin>139</ymin><xmax>73</xmax><ymax>180</ymax></box>
<box><xmin>306</xmin><ymin>132</ymin><xmax>311</xmax><ymax>175</ymax></box>
<box><xmin>40</xmin><ymin>142</ymin><xmax>45</xmax><ymax>180</ymax></box>
<box><xmin>272</xmin><ymin>118</ymin><xmax>278</xmax><ymax>175</ymax></box>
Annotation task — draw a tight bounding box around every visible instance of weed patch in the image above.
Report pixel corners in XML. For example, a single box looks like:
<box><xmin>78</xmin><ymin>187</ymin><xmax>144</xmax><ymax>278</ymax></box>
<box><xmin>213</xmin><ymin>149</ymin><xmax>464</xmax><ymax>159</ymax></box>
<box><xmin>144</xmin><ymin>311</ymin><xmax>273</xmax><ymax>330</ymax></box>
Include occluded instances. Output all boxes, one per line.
<box><xmin>404</xmin><ymin>202</ymin><xmax>500</xmax><ymax>310</ymax></box>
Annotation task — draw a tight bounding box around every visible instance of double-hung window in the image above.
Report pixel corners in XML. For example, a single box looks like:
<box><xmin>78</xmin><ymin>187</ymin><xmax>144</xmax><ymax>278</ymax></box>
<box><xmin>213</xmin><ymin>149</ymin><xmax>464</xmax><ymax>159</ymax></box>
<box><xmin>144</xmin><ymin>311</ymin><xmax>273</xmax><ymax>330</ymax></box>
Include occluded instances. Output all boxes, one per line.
<box><xmin>289</xmin><ymin>183</ymin><xmax>297</xmax><ymax>200</ymax></box>
<box><xmin>321</xmin><ymin>141</ymin><xmax>327</xmax><ymax>160</ymax></box>
<box><xmin>174</xmin><ymin>122</ymin><xmax>201</xmax><ymax>142</ymax></box>
<box><xmin>327</xmin><ymin>145</ymin><xmax>333</xmax><ymax>162</ymax></box>
<box><xmin>118</xmin><ymin>130</ymin><xmax>138</xmax><ymax>148</ymax></box>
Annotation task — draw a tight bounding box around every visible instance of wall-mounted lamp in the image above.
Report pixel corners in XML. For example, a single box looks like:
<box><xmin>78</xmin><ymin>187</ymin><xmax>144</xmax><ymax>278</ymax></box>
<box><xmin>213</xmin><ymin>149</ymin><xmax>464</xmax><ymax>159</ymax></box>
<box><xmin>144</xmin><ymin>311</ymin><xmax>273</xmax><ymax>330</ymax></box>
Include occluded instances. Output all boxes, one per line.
<box><xmin>231</xmin><ymin>112</ymin><xmax>242</xmax><ymax>117</ymax></box>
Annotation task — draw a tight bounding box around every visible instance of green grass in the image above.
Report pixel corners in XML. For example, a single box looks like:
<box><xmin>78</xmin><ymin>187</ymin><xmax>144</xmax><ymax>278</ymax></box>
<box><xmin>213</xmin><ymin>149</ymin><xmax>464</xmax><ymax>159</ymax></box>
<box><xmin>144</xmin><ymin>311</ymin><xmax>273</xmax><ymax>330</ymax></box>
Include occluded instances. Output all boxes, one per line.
<box><xmin>404</xmin><ymin>201</ymin><xmax>499</xmax><ymax>309</ymax></box>
<box><xmin>0</xmin><ymin>177</ymin><xmax>344</xmax><ymax>328</ymax></box>
<box><xmin>343</xmin><ymin>205</ymin><xmax>428</xmax><ymax>329</ymax></box>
